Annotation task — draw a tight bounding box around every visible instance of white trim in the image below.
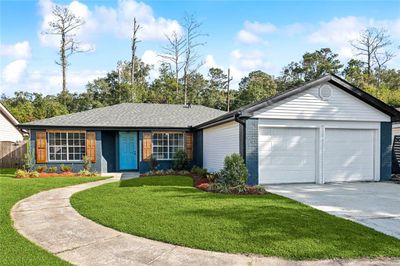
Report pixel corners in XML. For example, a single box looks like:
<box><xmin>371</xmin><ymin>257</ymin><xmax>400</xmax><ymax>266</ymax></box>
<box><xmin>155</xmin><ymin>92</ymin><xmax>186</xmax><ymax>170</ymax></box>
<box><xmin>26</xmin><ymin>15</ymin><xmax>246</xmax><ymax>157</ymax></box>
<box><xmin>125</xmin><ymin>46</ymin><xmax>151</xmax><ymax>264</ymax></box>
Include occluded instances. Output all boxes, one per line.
<box><xmin>47</xmin><ymin>131</ymin><xmax>86</xmax><ymax>162</ymax></box>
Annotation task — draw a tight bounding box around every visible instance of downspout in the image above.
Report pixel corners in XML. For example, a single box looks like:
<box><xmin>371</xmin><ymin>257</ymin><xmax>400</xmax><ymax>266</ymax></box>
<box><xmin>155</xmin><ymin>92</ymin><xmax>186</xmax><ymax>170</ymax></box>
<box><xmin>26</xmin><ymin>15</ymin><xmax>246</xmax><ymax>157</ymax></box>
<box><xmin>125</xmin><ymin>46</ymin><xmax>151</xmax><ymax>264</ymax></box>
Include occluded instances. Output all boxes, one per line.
<box><xmin>234</xmin><ymin>112</ymin><xmax>246</xmax><ymax>160</ymax></box>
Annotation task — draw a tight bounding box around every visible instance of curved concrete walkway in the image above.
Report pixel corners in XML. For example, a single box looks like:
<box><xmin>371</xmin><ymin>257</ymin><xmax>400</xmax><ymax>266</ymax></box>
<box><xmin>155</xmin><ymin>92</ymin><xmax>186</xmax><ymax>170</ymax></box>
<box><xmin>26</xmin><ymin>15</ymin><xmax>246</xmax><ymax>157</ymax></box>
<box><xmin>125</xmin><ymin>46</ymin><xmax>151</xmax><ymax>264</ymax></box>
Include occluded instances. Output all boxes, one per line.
<box><xmin>11</xmin><ymin>174</ymin><xmax>400</xmax><ymax>266</ymax></box>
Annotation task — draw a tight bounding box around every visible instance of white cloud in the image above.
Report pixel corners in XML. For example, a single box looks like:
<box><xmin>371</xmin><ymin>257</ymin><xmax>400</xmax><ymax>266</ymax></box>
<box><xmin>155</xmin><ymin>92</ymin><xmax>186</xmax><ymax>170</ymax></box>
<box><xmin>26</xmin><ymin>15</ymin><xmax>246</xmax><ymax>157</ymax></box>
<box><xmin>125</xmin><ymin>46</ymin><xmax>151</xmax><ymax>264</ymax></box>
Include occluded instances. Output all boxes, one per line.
<box><xmin>204</xmin><ymin>54</ymin><xmax>218</xmax><ymax>69</ymax></box>
<box><xmin>307</xmin><ymin>16</ymin><xmax>400</xmax><ymax>61</ymax></box>
<box><xmin>1</xmin><ymin>68</ymin><xmax>107</xmax><ymax>95</ymax></box>
<box><xmin>237</xmin><ymin>30</ymin><xmax>262</xmax><ymax>44</ymax></box>
<box><xmin>2</xmin><ymin>60</ymin><xmax>28</xmax><ymax>83</ymax></box>
<box><xmin>236</xmin><ymin>21</ymin><xmax>276</xmax><ymax>44</ymax></box>
<box><xmin>141</xmin><ymin>49</ymin><xmax>161</xmax><ymax>80</ymax></box>
<box><xmin>0</xmin><ymin>41</ymin><xmax>31</xmax><ymax>59</ymax></box>
<box><xmin>38</xmin><ymin>0</ymin><xmax>182</xmax><ymax>49</ymax></box>
<box><xmin>282</xmin><ymin>23</ymin><xmax>306</xmax><ymax>36</ymax></box>
<box><xmin>244</xmin><ymin>21</ymin><xmax>277</xmax><ymax>34</ymax></box>
<box><xmin>228</xmin><ymin>49</ymin><xmax>275</xmax><ymax>86</ymax></box>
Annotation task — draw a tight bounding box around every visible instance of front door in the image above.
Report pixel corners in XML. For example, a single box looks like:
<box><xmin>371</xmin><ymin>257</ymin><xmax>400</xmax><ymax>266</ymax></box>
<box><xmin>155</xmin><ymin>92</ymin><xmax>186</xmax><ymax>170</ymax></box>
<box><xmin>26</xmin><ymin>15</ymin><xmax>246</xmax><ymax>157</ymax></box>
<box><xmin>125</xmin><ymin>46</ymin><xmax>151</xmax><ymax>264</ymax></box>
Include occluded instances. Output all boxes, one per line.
<box><xmin>119</xmin><ymin>132</ymin><xmax>138</xmax><ymax>170</ymax></box>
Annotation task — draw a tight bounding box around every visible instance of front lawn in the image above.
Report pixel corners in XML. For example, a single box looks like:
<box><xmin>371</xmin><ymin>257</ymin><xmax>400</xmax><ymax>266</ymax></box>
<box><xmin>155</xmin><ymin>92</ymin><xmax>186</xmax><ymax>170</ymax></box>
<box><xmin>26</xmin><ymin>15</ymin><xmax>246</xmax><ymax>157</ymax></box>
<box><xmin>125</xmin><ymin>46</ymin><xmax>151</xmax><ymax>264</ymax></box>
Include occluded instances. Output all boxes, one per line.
<box><xmin>0</xmin><ymin>168</ymin><xmax>107</xmax><ymax>266</ymax></box>
<box><xmin>71</xmin><ymin>175</ymin><xmax>400</xmax><ymax>260</ymax></box>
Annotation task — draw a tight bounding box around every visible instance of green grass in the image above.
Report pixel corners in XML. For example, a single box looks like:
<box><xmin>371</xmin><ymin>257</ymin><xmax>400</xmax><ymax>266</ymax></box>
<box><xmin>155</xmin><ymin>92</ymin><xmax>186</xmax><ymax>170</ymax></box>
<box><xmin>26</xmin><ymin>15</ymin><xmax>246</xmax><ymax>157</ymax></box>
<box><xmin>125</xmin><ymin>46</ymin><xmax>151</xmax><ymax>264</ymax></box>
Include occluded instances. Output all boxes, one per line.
<box><xmin>0</xmin><ymin>168</ymin><xmax>108</xmax><ymax>266</ymax></box>
<box><xmin>71</xmin><ymin>175</ymin><xmax>400</xmax><ymax>260</ymax></box>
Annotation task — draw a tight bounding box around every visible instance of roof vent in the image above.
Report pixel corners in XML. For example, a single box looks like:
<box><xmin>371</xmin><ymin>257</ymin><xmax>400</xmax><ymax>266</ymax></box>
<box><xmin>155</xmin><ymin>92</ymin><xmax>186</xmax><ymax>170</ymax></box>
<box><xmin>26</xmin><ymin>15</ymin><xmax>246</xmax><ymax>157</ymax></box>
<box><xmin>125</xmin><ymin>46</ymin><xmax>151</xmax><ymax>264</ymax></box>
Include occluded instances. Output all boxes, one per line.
<box><xmin>319</xmin><ymin>84</ymin><xmax>332</xmax><ymax>100</ymax></box>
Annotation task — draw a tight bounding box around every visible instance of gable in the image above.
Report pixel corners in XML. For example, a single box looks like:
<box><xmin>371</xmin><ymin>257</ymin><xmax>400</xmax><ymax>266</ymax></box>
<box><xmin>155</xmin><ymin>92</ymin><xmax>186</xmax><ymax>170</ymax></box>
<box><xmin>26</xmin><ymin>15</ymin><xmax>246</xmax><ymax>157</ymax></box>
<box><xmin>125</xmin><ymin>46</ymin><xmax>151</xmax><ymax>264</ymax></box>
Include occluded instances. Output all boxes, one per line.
<box><xmin>0</xmin><ymin>112</ymin><xmax>23</xmax><ymax>142</ymax></box>
<box><xmin>253</xmin><ymin>82</ymin><xmax>390</xmax><ymax>122</ymax></box>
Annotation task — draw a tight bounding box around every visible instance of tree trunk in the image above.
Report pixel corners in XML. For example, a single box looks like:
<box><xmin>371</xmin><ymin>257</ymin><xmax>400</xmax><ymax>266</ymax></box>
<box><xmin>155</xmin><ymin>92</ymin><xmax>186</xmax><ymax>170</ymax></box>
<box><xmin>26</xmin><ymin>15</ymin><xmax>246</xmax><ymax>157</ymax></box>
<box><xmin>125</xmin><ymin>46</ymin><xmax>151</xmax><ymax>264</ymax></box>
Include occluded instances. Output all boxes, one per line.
<box><xmin>61</xmin><ymin>30</ymin><xmax>67</xmax><ymax>104</ymax></box>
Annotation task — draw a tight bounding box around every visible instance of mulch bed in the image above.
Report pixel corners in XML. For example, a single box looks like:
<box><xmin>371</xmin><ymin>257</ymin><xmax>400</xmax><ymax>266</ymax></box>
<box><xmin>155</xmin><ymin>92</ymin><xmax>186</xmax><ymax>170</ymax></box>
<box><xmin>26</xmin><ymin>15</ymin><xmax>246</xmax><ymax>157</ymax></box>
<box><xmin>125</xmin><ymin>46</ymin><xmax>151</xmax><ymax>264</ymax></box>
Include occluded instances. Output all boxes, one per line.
<box><xmin>16</xmin><ymin>172</ymin><xmax>95</xmax><ymax>179</ymax></box>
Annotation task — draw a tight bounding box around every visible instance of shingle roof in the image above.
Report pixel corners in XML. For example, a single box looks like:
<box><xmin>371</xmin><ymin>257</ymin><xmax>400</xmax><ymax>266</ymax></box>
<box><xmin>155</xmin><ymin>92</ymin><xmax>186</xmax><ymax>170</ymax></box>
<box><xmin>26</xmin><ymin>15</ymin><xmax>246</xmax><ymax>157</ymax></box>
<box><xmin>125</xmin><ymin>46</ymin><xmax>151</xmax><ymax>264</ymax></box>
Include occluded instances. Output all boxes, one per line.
<box><xmin>21</xmin><ymin>103</ymin><xmax>226</xmax><ymax>129</ymax></box>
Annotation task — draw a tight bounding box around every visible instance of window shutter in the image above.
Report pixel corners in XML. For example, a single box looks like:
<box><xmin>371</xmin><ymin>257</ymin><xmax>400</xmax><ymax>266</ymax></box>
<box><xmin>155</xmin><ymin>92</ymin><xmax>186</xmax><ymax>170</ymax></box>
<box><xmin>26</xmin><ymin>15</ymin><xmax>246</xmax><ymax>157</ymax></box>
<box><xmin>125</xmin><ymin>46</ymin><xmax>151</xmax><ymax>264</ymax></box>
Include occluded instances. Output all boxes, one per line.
<box><xmin>143</xmin><ymin>132</ymin><xmax>152</xmax><ymax>161</ymax></box>
<box><xmin>36</xmin><ymin>131</ymin><xmax>47</xmax><ymax>163</ymax></box>
<box><xmin>185</xmin><ymin>132</ymin><xmax>193</xmax><ymax>160</ymax></box>
<box><xmin>86</xmin><ymin>132</ymin><xmax>96</xmax><ymax>163</ymax></box>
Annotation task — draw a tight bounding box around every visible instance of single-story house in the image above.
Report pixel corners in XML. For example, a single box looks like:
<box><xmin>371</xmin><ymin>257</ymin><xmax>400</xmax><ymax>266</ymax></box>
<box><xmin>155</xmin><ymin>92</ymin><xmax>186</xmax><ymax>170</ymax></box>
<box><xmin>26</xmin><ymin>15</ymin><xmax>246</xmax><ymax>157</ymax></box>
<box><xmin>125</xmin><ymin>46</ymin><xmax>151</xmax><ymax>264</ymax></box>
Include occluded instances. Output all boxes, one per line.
<box><xmin>0</xmin><ymin>103</ymin><xmax>24</xmax><ymax>142</ymax></box>
<box><xmin>20</xmin><ymin>74</ymin><xmax>400</xmax><ymax>184</ymax></box>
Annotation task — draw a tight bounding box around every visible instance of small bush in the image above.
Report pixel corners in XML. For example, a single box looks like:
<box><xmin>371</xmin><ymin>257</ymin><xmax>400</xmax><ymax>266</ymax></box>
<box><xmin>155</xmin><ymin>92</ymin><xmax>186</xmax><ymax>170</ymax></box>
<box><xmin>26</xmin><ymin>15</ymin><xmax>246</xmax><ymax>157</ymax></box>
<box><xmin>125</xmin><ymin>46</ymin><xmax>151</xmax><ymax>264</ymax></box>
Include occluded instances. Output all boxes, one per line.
<box><xmin>218</xmin><ymin>153</ymin><xmax>248</xmax><ymax>187</ymax></box>
<box><xmin>83</xmin><ymin>156</ymin><xmax>92</xmax><ymax>171</ymax></box>
<box><xmin>78</xmin><ymin>170</ymin><xmax>96</xmax><ymax>177</ymax></box>
<box><xmin>47</xmin><ymin>166</ymin><xmax>58</xmax><ymax>173</ymax></box>
<box><xmin>191</xmin><ymin>166</ymin><xmax>207</xmax><ymax>177</ymax></box>
<box><xmin>23</xmin><ymin>142</ymin><xmax>34</xmax><ymax>172</ymax></box>
<box><xmin>35</xmin><ymin>165</ymin><xmax>47</xmax><ymax>173</ymax></box>
<box><xmin>148</xmin><ymin>156</ymin><xmax>159</xmax><ymax>171</ymax></box>
<box><xmin>172</xmin><ymin>149</ymin><xmax>189</xmax><ymax>171</ymax></box>
<box><xmin>15</xmin><ymin>169</ymin><xmax>29</xmax><ymax>178</ymax></box>
<box><xmin>60</xmin><ymin>164</ymin><xmax>72</xmax><ymax>172</ymax></box>
<box><xmin>207</xmin><ymin>182</ymin><xmax>230</xmax><ymax>194</ymax></box>
<box><xmin>206</xmin><ymin>172</ymin><xmax>217</xmax><ymax>183</ymax></box>
<box><xmin>29</xmin><ymin>171</ymin><xmax>40</xmax><ymax>178</ymax></box>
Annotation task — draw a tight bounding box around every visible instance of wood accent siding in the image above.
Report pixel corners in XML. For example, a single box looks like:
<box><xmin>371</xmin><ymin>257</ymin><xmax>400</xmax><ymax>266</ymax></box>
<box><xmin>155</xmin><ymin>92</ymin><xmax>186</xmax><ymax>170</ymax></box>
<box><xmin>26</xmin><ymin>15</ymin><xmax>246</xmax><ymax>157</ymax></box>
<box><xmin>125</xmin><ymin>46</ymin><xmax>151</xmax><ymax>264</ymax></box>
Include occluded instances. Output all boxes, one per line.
<box><xmin>185</xmin><ymin>132</ymin><xmax>193</xmax><ymax>160</ymax></box>
<box><xmin>253</xmin><ymin>83</ymin><xmax>390</xmax><ymax>122</ymax></box>
<box><xmin>86</xmin><ymin>132</ymin><xmax>96</xmax><ymax>163</ymax></box>
<box><xmin>36</xmin><ymin>131</ymin><xmax>47</xmax><ymax>163</ymax></box>
<box><xmin>142</xmin><ymin>132</ymin><xmax>152</xmax><ymax>161</ymax></box>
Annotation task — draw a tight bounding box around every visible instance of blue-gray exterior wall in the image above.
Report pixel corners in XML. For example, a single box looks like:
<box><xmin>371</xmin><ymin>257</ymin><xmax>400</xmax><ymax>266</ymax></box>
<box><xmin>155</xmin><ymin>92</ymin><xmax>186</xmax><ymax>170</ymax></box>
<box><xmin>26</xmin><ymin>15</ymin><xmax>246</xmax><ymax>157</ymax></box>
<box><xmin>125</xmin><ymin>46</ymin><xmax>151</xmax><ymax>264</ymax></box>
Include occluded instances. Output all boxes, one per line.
<box><xmin>31</xmin><ymin>130</ymin><xmax>102</xmax><ymax>173</ymax></box>
<box><xmin>193</xmin><ymin>129</ymin><xmax>203</xmax><ymax>167</ymax></box>
<box><xmin>245</xmin><ymin>118</ymin><xmax>259</xmax><ymax>185</ymax></box>
<box><xmin>380</xmin><ymin>122</ymin><xmax>392</xmax><ymax>181</ymax></box>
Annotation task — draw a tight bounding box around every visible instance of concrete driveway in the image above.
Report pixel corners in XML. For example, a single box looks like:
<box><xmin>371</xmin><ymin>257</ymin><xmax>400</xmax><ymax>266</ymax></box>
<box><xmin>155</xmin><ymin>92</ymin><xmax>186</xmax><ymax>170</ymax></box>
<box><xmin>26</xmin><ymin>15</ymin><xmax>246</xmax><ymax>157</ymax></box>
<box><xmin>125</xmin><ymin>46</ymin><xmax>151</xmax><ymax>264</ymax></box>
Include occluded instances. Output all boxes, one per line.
<box><xmin>267</xmin><ymin>182</ymin><xmax>400</xmax><ymax>239</ymax></box>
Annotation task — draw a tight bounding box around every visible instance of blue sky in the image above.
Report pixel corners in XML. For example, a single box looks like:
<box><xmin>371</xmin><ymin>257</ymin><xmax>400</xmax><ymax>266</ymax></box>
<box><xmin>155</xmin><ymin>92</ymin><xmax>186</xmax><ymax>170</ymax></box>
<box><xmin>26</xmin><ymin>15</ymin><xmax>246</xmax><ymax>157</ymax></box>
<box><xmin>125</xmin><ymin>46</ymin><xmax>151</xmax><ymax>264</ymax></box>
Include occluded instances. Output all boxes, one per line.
<box><xmin>1</xmin><ymin>0</ymin><xmax>399</xmax><ymax>96</ymax></box>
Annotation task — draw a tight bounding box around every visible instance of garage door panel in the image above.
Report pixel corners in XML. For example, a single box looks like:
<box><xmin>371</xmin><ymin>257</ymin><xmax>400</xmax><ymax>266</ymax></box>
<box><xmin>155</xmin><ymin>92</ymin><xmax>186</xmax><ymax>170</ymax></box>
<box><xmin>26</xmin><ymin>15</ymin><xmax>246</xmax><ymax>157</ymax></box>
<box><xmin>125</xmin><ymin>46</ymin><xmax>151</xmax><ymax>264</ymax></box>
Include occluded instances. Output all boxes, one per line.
<box><xmin>259</xmin><ymin>127</ymin><xmax>316</xmax><ymax>184</ymax></box>
<box><xmin>324</xmin><ymin>129</ymin><xmax>375</xmax><ymax>182</ymax></box>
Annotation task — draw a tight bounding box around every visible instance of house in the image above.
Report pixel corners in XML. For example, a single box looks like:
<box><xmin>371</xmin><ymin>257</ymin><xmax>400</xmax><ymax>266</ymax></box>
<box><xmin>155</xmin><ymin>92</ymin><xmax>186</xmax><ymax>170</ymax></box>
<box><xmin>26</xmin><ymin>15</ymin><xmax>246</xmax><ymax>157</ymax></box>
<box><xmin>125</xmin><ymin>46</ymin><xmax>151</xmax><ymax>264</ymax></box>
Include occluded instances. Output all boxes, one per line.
<box><xmin>20</xmin><ymin>74</ymin><xmax>400</xmax><ymax>184</ymax></box>
<box><xmin>0</xmin><ymin>103</ymin><xmax>24</xmax><ymax>142</ymax></box>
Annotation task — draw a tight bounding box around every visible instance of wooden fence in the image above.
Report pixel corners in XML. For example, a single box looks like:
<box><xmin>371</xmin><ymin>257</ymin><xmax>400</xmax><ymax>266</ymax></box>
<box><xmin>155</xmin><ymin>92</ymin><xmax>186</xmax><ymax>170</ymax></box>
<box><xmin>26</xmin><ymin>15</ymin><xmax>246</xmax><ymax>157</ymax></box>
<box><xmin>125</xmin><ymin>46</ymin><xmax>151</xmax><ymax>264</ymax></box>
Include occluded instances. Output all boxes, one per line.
<box><xmin>0</xmin><ymin>141</ymin><xmax>27</xmax><ymax>168</ymax></box>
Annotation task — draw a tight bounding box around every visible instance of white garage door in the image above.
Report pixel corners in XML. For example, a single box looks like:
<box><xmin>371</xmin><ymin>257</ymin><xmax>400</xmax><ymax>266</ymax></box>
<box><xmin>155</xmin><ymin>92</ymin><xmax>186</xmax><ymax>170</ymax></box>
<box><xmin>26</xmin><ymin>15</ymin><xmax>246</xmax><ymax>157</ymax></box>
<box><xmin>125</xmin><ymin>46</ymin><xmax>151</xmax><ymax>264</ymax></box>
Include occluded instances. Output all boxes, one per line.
<box><xmin>324</xmin><ymin>129</ymin><xmax>375</xmax><ymax>182</ymax></box>
<box><xmin>259</xmin><ymin>127</ymin><xmax>317</xmax><ymax>184</ymax></box>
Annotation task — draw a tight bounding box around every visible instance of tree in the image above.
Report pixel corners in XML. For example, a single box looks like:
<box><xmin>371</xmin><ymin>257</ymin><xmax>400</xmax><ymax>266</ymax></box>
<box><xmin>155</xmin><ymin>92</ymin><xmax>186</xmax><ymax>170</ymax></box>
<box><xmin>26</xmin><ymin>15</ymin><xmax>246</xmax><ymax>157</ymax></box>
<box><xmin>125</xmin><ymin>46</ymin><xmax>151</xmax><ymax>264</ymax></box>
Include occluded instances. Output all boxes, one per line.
<box><xmin>182</xmin><ymin>13</ymin><xmax>207</xmax><ymax>105</ymax></box>
<box><xmin>202</xmin><ymin>68</ymin><xmax>227</xmax><ymax>110</ymax></box>
<box><xmin>160</xmin><ymin>31</ymin><xmax>185</xmax><ymax>94</ymax></box>
<box><xmin>146</xmin><ymin>63</ymin><xmax>180</xmax><ymax>104</ymax></box>
<box><xmin>351</xmin><ymin>28</ymin><xmax>395</xmax><ymax>77</ymax></box>
<box><xmin>130</xmin><ymin>18</ymin><xmax>141</xmax><ymax>86</ymax></box>
<box><xmin>232</xmin><ymin>71</ymin><xmax>277</xmax><ymax>109</ymax></box>
<box><xmin>43</xmin><ymin>4</ymin><xmax>89</xmax><ymax>104</ymax></box>
<box><xmin>342</xmin><ymin>59</ymin><xmax>366</xmax><ymax>87</ymax></box>
<box><xmin>277</xmin><ymin>48</ymin><xmax>343</xmax><ymax>91</ymax></box>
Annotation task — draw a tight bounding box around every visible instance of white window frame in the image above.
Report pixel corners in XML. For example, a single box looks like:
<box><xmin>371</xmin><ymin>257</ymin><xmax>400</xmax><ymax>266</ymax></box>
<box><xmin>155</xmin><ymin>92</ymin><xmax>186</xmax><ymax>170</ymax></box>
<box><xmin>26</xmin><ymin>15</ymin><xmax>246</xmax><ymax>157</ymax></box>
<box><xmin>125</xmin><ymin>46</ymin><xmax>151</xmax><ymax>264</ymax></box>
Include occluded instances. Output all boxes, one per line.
<box><xmin>152</xmin><ymin>132</ymin><xmax>184</xmax><ymax>160</ymax></box>
<box><xmin>47</xmin><ymin>131</ymin><xmax>86</xmax><ymax>162</ymax></box>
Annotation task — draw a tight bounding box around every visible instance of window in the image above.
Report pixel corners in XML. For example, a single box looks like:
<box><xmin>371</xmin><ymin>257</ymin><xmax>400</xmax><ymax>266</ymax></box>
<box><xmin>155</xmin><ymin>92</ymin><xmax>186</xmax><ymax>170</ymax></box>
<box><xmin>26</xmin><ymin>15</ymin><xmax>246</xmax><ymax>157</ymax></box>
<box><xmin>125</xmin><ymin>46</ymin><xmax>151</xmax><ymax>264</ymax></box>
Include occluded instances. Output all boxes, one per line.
<box><xmin>48</xmin><ymin>132</ymin><xmax>86</xmax><ymax>161</ymax></box>
<box><xmin>152</xmin><ymin>132</ymin><xmax>184</xmax><ymax>160</ymax></box>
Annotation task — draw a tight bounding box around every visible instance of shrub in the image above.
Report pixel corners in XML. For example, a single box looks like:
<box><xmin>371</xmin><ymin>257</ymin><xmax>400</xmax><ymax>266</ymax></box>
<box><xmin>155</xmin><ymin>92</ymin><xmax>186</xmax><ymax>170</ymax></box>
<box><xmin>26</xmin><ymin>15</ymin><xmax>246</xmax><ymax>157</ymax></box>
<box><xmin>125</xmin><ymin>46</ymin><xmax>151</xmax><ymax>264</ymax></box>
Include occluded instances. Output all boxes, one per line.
<box><xmin>35</xmin><ymin>165</ymin><xmax>47</xmax><ymax>173</ymax></box>
<box><xmin>78</xmin><ymin>170</ymin><xmax>96</xmax><ymax>177</ymax></box>
<box><xmin>148</xmin><ymin>156</ymin><xmax>159</xmax><ymax>171</ymax></box>
<box><xmin>83</xmin><ymin>156</ymin><xmax>92</xmax><ymax>171</ymax></box>
<box><xmin>23</xmin><ymin>141</ymin><xmax>34</xmax><ymax>172</ymax></box>
<box><xmin>206</xmin><ymin>172</ymin><xmax>218</xmax><ymax>183</ymax></box>
<box><xmin>207</xmin><ymin>182</ymin><xmax>230</xmax><ymax>194</ymax></box>
<box><xmin>47</xmin><ymin>166</ymin><xmax>58</xmax><ymax>173</ymax></box>
<box><xmin>60</xmin><ymin>164</ymin><xmax>72</xmax><ymax>172</ymax></box>
<box><xmin>29</xmin><ymin>171</ymin><xmax>40</xmax><ymax>178</ymax></box>
<box><xmin>172</xmin><ymin>149</ymin><xmax>189</xmax><ymax>171</ymax></box>
<box><xmin>218</xmin><ymin>153</ymin><xmax>248</xmax><ymax>187</ymax></box>
<box><xmin>15</xmin><ymin>169</ymin><xmax>29</xmax><ymax>178</ymax></box>
<box><xmin>191</xmin><ymin>166</ymin><xmax>207</xmax><ymax>177</ymax></box>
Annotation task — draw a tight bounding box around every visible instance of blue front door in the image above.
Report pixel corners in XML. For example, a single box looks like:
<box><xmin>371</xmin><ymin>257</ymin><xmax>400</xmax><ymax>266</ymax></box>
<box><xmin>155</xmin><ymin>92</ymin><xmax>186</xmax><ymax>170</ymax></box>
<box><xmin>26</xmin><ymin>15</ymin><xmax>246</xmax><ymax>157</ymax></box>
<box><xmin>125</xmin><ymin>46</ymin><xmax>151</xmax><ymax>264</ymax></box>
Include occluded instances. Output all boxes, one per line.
<box><xmin>119</xmin><ymin>132</ymin><xmax>137</xmax><ymax>170</ymax></box>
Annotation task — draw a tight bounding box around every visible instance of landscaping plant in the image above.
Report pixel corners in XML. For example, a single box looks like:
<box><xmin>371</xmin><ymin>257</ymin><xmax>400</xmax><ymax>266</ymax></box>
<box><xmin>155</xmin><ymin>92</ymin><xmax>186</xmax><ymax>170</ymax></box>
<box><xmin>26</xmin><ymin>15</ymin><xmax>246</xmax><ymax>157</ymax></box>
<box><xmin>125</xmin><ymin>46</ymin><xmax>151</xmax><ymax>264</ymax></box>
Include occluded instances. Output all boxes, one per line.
<box><xmin>218</xmin><ymin>153</ymin><xmax>248</xmax><ymax>186</ymax></box>
<box><xmin>191</xmin><ymin>165</ymin><xmax>207</xmax><ymax>177</ymax></box>
<box><xmin>47</xmin><ymin>166</ymin><xmax>58</xmax><ymax>173</ymax></box>
<box><xmin>23</xmin><ymin>141</ymin><xmax>34</xmax><ymax>172</ymax></box>
<box><xmin>172</xmin><ymin>149</ymin><xmax>189</xmax><ymax>170</ymax></box>
<box><xmin>60</xmin><ymin>164</ymin><xmax>72</xmax><ymax>172</ymax></box>
<box><xmin>15</xmin><ymin>169</ymin><xmax>29</xmax><ymax>178</ymax></box>
<box><xmin>83</xmin><ymin>156</ymin><xmax>92</xmax><ymax>171</ymax></box>
<box><xmin>35</xmin><ymin>165</ymin><xmax>47</xmax><ymax>173</ymax></box>
<box><xmin>148</xmin><ymin>156</ymin><xmax>159</xmax><ymax>171</ymax></box>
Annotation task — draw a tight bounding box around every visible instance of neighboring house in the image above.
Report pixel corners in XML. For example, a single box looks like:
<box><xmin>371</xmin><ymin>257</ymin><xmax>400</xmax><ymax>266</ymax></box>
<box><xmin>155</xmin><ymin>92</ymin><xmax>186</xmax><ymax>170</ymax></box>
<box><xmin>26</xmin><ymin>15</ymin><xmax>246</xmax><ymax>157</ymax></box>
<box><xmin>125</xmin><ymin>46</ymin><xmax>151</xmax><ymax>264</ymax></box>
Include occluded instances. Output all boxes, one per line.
<box><xmin>392</xmin><ymin>108</ymin><xmax>400</xmax><ymax>137</ymax></box>
<box><xmin>0</xmin><ymin>103</ymin><xmax>24</xmax><ymax>142</ymax></box>
<box><xmin>20</xmin><ymin>74</ymin><xmax>400</xmax><ymax>184</ymax></box>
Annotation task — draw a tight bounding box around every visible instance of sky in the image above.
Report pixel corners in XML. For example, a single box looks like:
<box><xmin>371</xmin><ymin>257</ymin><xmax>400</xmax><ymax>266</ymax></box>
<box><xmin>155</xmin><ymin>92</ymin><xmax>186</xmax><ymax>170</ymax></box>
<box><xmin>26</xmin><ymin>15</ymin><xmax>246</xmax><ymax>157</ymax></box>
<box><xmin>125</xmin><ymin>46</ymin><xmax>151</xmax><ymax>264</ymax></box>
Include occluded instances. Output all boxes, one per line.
<box><xmin>1</xmin><ymin>0</ymin><xmax>399</xmax><ymax>96</ymax></box>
